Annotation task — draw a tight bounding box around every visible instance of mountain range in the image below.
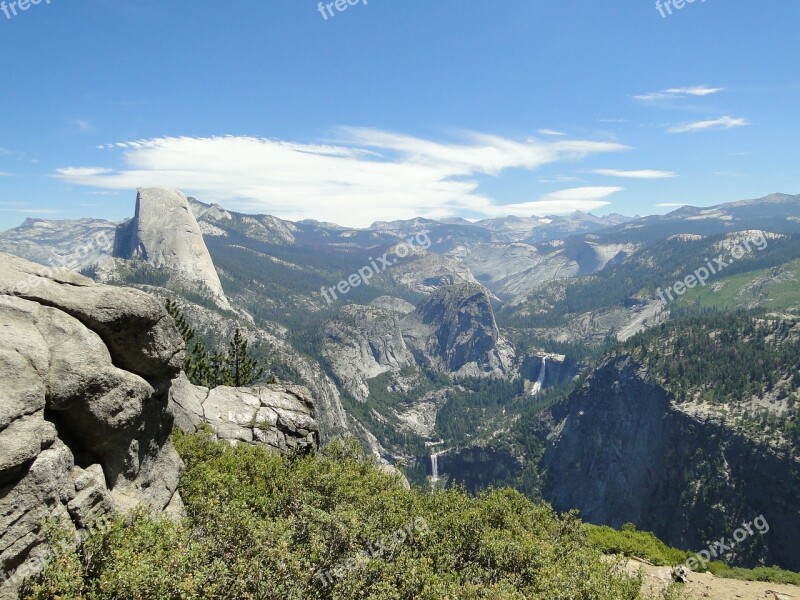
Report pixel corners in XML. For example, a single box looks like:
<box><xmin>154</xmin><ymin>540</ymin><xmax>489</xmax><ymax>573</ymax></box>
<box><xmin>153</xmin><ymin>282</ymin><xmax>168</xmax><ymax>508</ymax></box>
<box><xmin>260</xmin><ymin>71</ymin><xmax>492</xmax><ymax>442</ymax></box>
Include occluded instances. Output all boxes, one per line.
<box><xmin>2</xmin><ymin>188</ymin><xmax>800</xmax><ymax>572</ymax></box>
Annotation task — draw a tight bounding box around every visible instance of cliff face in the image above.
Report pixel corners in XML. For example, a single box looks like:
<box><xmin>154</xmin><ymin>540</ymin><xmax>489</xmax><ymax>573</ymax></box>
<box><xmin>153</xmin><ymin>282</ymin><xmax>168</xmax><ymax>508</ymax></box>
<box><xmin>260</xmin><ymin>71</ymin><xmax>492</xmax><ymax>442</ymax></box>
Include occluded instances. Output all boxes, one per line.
<box><xmin>323</xmin><ymin>305</ymin><xmax>415</xmax><ymax>402</ymax></box>
<box><xmin>114</xmin><ymin>188</ymin><xmax>230</xmax><ymax>309</ymax></box>
<box><xmin>401</xmin><ymin>283</ymin><xmax>514</xmax><ymax>377</ymax></box>
<box><xmin>0</xmin><ymin>253</ymin><xmax>186</xmax><ymax>598</ymax></box>
<box><xmin>541</xmin><ymin>356</ymin><xmax>800</xmax><ymax>571</ymax></box>
<box><xmin>322</xmin><ymin>284</ymin><xmax>515</xmax><ymax>406</ymax></box>
<box><xmin>0</xmin><ymin>253</ymin><xmax>321</xmax><ymax>599</ymax></box>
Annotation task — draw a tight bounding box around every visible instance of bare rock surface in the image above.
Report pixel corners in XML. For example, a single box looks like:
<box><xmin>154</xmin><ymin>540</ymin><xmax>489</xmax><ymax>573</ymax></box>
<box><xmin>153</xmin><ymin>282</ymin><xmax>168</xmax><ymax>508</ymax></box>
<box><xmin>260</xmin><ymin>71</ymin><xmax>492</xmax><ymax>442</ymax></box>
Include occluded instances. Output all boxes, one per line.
<box><xmin>627</xmin><ymin>558</ymin><xmax>800</xmax><ymax>600</ymax></box>
<box><xmin>0</xmin><ymin>254</ymin><xmax>185</xmax><ymax>599</ymax></box>
<box><xmin>323</xmin><ymin>304</ymin><xmax>415</xmax><ymax>401</ymax></box>
<box><xmin>369</xmin><ymin>296</ymin><xmax>416</xmax><ymax>315</ymax></box>
<box><xmin>402</xmin><ymin>282</ymin><xmax>515</xmax><ymax>377</ymax></box>
<box><xmin>114</xmin><ymin>187</ymin><xmax>231</xmax><ymax>310</ymax></box>
<box><xmin>170</xmin><ymin>374</ymin><xmax>319</xmax><ymax>453</ymax></box>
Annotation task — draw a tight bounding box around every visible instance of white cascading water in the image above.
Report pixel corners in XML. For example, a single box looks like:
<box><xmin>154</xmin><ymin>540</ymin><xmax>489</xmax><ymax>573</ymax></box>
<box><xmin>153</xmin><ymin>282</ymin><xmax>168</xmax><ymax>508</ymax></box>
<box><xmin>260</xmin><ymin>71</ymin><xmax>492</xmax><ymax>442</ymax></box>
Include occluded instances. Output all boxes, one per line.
<box><xmin>530</xmin><ymin>357</ymin><xmax>547</xmax><ymax>395</ymax></box>
<box><xmin>431</xmin><ymin>452</ymin><xmax>439</xmax><ymax>483</ymax></box>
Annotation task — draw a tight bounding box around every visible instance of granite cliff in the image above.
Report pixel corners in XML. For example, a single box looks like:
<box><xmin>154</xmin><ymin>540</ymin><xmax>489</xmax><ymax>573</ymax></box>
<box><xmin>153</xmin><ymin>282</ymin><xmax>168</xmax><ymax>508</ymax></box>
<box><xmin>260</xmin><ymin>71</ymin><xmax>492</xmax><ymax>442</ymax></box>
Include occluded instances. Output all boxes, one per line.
<box><xmin>540</xmin><ymin>356</ymin><xmax>800</xmax><ymax>571</ymax></box>
<box><xmin>0</xmin><ymin>253</ymin><xmax>320</xmax><ymax>599</ymax></box>
<box><xmin>113</xmin><ymin>188</ymin><xmax>231</xmax><ymax>310</ymax></box>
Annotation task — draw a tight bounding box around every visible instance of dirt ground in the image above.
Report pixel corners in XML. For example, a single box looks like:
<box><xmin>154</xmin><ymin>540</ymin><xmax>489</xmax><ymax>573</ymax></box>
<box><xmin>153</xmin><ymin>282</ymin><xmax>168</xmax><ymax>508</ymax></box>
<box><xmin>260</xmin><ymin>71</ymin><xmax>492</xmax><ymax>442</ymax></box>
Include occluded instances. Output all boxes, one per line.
<box><xmin>625</xmin><ymin>558</ymin><xmax>799</xmax><ymax>600</ymax></box>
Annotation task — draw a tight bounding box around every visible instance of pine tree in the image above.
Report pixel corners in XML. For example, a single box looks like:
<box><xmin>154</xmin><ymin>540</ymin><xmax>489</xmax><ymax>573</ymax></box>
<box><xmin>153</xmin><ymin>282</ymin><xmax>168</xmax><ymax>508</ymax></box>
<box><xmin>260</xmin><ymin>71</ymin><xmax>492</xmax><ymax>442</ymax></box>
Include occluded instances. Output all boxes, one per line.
<box><xmin>164</xmin><ymin>300</ymin><xmax>267</xmax><ymax>389</ymax></box>
<box><xmin>165</xmin><ymin>298</ymin><xmax>197</xmax><ymax>374</ymax></box>
<box><xmin>187</xmin><ymin>341</ymin><xmax>214</xmax><ymax>388</ymax></box>
<box><xmin>225</xmin><ymin>328</ymin><xmax>265</xmax><ymax>387</ymax></box>
<box><xmin>210</xmin><ymin>350</ymin><xmax>229</xmax><ymax>388</ymax></box>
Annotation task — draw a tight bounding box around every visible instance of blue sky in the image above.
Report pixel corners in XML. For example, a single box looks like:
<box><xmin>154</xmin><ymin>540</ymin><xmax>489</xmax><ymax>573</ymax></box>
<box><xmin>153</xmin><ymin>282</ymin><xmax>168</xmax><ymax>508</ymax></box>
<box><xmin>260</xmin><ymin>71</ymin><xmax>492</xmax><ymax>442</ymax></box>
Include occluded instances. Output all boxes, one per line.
<box><xmin>1</xmin><ymin>0</ymin><xmax>799</xmax><ymax>229</ymax></box>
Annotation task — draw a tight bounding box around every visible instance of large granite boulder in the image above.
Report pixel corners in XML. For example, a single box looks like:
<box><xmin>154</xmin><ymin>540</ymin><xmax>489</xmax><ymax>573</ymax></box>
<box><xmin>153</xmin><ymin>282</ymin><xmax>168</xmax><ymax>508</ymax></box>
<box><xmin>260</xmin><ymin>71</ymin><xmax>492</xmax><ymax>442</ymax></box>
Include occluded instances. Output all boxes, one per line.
<box><xmin>0</xmin><ymin>254</ymin><xmax>185</xmax><ymax>599</ymax></box>
<box><xmin>170</xmin><ymin>374</ymin><xmax>319</xmax><ymax>453</ymax></box>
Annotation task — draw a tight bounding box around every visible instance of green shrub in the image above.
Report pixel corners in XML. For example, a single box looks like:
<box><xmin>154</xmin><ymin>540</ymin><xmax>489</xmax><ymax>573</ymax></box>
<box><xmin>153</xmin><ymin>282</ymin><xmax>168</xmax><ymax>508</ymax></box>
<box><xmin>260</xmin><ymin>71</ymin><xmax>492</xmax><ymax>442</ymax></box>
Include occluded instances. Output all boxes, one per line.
<box><xmin>706</xmin><ymin>563</ymin><xmax>800</xmax><ymax>586</ymax></box>
<box><xmin>586</xmin><ymin>522</ymin><xmax>800</xmax><ymax>586</ymax></box>
<box><xmin>23</xmin><ymin>432</ymin><xmax>645</xmax><ymax>599</ymax></box>
<box><xmin>585</xmin><ymin>523</ymin><xmax>693</xmax><ymax>567</ymax></box>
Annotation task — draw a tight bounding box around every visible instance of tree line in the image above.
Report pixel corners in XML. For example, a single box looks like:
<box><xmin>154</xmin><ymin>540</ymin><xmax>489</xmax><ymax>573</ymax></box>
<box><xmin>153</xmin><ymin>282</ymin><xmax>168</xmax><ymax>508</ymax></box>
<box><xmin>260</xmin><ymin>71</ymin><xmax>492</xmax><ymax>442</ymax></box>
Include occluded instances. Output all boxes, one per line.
<box><xmin>165</xmin><ymin>299</ymin><xmax>271</xmax><ymax>389</ymax></box>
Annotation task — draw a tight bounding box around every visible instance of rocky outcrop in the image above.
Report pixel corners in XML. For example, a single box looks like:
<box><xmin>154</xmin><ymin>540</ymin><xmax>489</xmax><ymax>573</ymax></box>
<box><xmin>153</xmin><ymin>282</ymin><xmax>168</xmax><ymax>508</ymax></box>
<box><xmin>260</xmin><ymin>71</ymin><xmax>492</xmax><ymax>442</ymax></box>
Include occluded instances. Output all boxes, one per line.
<box><xmin>369</xmin><ymin>296</ymin><xmax>416</xmax><ymax>315</ymax></box>
<box><xmin>387</xmin><ymin>251</ymin><xmax>482</xmax><ymax>296</ymax></box>
<box><xmin>402</xmin><ymin>283</ymin><xmax>514</xmax><ymax>377</ymax></box>
<box><xmin>540</xmin><ymin>356</ymin><xmax>800</xmax><ymax>571</ymax></box>
<box><xmin>0</xmin><ymin>253</ymin><xmax>185</xmax><ymax>598</ymax></box>
<box><xmin>187</xmin><ymin>198</ymin><xmax>233</xmax><ymax>238</ymax></box>
<box><xmin>323</xmin><ymin>305</ymin><xmax>415</xmax><ymax>401</ymax></box>
<box><xmin>114</xmin><ymin>188</ymin><xmax>231</xmax><ymax>309</ymax></box>
<box><xmin>169</xmin><ymin>374</ymin><xmax>318</xmax><ymax>453</ymax></box>
<box><xmin>158</xmin><ymin>299</ymin><xmax>348</xmax><ymax>444</ymax></box>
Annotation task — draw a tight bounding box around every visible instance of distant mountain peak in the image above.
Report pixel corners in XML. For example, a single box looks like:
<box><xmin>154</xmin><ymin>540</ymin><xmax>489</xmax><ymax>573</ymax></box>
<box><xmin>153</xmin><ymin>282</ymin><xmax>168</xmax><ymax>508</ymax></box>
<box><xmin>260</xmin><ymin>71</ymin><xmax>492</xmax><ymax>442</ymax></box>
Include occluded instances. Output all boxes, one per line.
<box><xmin>115</xmin><ymin>187</ymin><xmax>231</xmax><ymax>309</ymax></box>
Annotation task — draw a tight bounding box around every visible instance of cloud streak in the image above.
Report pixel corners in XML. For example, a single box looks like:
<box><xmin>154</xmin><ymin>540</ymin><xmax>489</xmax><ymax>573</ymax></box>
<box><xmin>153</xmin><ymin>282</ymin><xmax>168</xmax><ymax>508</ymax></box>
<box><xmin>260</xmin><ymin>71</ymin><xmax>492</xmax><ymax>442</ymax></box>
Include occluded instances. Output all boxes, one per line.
<box><xmin>635</xmin><ymin>85</ymin><xmax>724</xmax><ymax>101</ymax></box>
<box><xmin>56</xmin><ymin>130</ymin><xmax>628</xmax><ymax>226</ymax></box>
<box><xmin>483</xmin><ymin>187</ymin><xmax>624</xmax><ymax>218</ymax></box>
<box><xmin>0</xmin><ymin>208</ymin><xmax>64</xmax><ymax>214</ymax></box>
<box><xmin>668</xmin><ymin>116</ymin><xmax>749</xmax><ymax>134</ymax></box>
<box><xmin>593</xmin><ymin>169</ymin><xmax>676</xmax><ymax>179</ymax></box>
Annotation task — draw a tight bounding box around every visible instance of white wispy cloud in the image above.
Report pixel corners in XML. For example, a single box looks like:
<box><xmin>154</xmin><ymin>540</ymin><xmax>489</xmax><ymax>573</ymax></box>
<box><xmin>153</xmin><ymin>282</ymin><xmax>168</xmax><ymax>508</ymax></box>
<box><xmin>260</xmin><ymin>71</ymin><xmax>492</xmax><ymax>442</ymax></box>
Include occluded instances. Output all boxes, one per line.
<box><xmin>538</xmin><ymin>175</ymin><xmax>582</xmax><ymax>183</ymax></box>
<box><xmin>56</xmin><ymin>130</ymin><xmax>628</xmax><ymax>226</ymax></box>
<box><xmin>541</xmin><ymin>186</ymin><xmax>624</xmax><ymax>202</ymax></box>
<box><xmin>592</xmin><ymin>168</ymin><xmax>676</xmax><ymax>179</ymax></box>
<box><xmin>635</xmin><ymin>85</ymin><xmax>724</xmax><ymax>101</ymax></box>
<box><xmin>482</xmin><ymin>187</ymin><xmax>624</xmax><ymax>218</ymax></box>
<box><xmin>664</xmin><ymin>86</ymin><xmax>724</xmax><ymax>96</ymax></box>
<box><xmin>668</xmin><ymin>116</ymin><xmax>749</xmax><ymax>134</ymax></box>
<box><xmin>538</xmin><ymin>128</ymin><xmax>566</xmax><ymax>136</ymax></box>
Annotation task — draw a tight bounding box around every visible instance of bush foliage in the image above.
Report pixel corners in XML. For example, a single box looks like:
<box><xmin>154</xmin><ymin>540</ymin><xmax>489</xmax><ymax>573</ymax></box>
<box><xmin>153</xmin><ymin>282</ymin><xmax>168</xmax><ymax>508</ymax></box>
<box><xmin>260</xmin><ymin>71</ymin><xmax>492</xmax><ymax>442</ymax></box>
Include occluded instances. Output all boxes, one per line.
<box><xmin>585</xmin><ymin>523</ymin><xmax>693</xmax><ymax>567</ymax></box>
<box><xmin>23</xmin><ymin>432</ymin><xmax>645</xmax><ymax>599</ymax></box>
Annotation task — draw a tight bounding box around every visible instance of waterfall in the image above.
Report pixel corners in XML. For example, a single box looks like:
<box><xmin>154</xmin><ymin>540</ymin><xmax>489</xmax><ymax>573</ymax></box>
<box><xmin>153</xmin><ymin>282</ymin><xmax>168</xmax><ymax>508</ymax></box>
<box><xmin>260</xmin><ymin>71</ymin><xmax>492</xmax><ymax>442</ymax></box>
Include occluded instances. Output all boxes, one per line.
<box><xmin>530</xmin><ymin>357</ymin><xmax>547</xmax><ymax>395</ymax></box>
<box><xmin>431</xmin><ymin>452</ymin><xmax>439</xmax><ymax>482</ymax></box>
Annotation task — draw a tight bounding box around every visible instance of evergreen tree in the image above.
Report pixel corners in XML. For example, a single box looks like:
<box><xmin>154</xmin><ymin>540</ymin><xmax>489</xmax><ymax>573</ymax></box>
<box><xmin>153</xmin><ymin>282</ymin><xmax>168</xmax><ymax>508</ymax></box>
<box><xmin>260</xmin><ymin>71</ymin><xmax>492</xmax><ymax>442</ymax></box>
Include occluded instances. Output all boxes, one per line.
<box><xmin>165</xmin><ymin>300</ymin><xmax>267</xmax><ymax>389</ymax></box>
<box><xmin>210</xmin><ymin>350</ymin><xmax>229</xmax><ymax>388</ymax></box>
<box><xmin>225</xmin><ymin>328</ymin><xmax>265</xmax><ymax>387</ymax></box>
<box><xmin>165</xmin><ymin>298</ymin><xmax>197</xmax><ymax>374</ymax></box>
<box><xmin>187</xmin><ymin>341</ymin><xmax>214</xmax><ymax>388</ymax></box>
